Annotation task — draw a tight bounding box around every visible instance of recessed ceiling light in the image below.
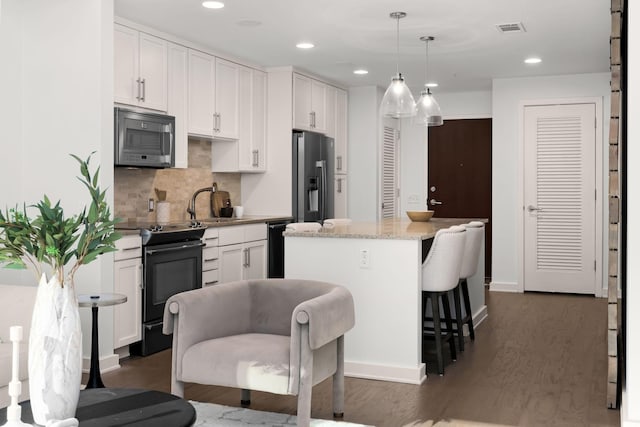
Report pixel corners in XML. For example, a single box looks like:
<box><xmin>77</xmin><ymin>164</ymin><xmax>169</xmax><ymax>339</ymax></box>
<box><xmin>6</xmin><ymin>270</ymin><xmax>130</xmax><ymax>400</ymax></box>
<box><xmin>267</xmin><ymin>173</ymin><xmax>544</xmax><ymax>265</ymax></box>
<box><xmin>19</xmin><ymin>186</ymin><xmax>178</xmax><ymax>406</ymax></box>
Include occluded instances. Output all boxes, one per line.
<box><xmin>296</xmin><ymin>42</ymin><xmax>315</xmax><ymax>49</ymax></box>
<box><xmin>524</xmin><ymin>57</ymin><xmax>542</xmax><ymax>64</ymax></box>
<box><xmin>426</xmin><ymin>82</ymin><xmax>438</xmax><ymax>88</ymax></box>
<box><xmin>353</xmin><ymin>69</ymin><xmax>368</xmax><ymax>75</ymax></box>
<box><xmin>202</xmin><ymin>1</ymin><xmax>224</xmax><ymax>9</ymax></box>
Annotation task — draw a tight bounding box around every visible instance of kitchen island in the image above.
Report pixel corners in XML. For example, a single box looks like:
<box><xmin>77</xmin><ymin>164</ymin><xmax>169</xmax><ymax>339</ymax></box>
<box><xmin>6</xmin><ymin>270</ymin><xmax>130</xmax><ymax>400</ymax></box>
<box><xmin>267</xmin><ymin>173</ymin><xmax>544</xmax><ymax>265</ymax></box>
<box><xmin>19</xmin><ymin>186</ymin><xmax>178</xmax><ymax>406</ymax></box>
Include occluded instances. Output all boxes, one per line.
<box><xmin>284</xmin><ymin>218</ymin><xmax>487</xmax><ymax>384</ymax></box>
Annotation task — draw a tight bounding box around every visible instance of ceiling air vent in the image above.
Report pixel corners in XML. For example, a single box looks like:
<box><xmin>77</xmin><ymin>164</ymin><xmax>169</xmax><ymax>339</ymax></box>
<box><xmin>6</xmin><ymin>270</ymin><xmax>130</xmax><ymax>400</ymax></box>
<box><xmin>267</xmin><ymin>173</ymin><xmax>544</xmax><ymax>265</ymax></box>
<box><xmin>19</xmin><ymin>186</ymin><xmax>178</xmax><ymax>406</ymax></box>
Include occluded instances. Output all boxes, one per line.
<box><xmin>496</xmin><ymin>22</ymin><xmax>526</xmax><ymax>33</ymax></box>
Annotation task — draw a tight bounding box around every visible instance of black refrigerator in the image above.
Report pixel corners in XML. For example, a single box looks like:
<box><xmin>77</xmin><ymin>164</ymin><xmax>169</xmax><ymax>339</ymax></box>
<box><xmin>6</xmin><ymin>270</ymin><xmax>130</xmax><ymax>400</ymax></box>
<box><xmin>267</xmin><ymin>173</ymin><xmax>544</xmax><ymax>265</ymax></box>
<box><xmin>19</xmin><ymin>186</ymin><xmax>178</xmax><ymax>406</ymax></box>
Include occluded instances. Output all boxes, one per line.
<box><xmin>292</xmin><ymin>130</ymin><xmax>335</xmax><ymax>223</ymax></box>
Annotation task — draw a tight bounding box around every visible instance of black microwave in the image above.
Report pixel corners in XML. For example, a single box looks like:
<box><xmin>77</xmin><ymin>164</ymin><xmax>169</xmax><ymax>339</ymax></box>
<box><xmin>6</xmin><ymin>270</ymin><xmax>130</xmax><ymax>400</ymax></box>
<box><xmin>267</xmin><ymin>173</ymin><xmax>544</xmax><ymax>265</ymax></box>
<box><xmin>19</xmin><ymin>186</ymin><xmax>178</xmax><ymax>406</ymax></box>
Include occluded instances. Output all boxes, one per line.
<box><xmin>114</xmin><ymin>107</ymin><xmax>175</xmax><ymax>168</ymax></box>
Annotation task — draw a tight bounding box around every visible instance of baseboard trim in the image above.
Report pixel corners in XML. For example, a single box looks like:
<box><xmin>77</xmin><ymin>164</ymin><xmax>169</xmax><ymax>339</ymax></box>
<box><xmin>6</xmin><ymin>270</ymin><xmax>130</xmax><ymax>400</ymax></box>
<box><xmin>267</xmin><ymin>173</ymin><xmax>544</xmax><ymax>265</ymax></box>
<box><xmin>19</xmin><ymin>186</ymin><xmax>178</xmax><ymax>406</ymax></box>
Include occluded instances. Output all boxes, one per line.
<box><xmin>489</xmin><ymin>281</ymin><xmax>521</xmax><ymax>293</ymax></box>
<box><xmin>82</xmin><ymin>353</ymin><xmax>120</xmax><ymax>374</ymax></box>
<box><xmin>345</xmin><ymin>361</ymin><xmax>426</xmax><ymax>385</ymax></box>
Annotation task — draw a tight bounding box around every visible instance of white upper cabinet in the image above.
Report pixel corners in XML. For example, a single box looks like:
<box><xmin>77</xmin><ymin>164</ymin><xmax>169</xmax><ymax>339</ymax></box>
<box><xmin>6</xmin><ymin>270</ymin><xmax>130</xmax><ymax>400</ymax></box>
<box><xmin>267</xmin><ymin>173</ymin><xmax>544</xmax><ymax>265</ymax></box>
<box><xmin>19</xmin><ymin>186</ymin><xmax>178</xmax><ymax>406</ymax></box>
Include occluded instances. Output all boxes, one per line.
<box><xmin>335</xmin><ymin>88</ymin><xmax>348</xmax><ymax>174</ymax></box>
<box><xmin>214</xmin><ymin>58</ymin><xmax>240</xmax><ymax>140</ymax></box>
<box><xmin>212</xmin><ymin>66</ymin><xmax>266</xmax><ymax>173</ymax></box>
<box><xmin>310</xmin><ymin>79</ymin><xmax>327</xmax><ymax>133</ymax></box>
<box><xmin>187</xmin><ymin>50</ymin><xmax>240</xmax><ymax>140</ymax></box>
<box><xmin>293</xmin><ymin>73</ymin><xmax>327</xmax><ymax>133</ymax></box>
<box><xmin>167</xmin><ymin>42</ymin><xmax>188</xmax><ymax>168</ymax></box>
<box><xmin>188</xmin><ymin>49</ymin><xmax>216</xmax><ymax>137</ymax></box>
<box><xmin>114</xmin><ymin>24</ymin><xmax>167</xmax><ymax>112</ymax></box>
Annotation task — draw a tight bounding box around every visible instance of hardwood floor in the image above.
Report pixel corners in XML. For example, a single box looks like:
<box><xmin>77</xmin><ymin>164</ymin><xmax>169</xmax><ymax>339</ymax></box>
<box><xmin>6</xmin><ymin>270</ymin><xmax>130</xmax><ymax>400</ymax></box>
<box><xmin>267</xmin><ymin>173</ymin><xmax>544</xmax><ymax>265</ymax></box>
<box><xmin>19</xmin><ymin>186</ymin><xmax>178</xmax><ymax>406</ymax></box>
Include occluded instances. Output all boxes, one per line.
<box><xmin>98</xmin><ymin>289</ymin><xmax>620</xmax><ymax>427</ymax></box>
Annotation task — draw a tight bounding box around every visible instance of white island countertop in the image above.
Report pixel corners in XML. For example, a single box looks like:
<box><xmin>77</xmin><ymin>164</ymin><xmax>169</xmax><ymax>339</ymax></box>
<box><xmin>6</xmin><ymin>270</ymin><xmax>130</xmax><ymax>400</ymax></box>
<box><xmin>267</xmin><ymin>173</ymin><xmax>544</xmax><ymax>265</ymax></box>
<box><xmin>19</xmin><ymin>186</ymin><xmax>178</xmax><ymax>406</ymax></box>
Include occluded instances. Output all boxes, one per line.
<box><xmin>284</xmin><ymin>217</ymin><xmax>487</xmax><ymax>240</ymax></box>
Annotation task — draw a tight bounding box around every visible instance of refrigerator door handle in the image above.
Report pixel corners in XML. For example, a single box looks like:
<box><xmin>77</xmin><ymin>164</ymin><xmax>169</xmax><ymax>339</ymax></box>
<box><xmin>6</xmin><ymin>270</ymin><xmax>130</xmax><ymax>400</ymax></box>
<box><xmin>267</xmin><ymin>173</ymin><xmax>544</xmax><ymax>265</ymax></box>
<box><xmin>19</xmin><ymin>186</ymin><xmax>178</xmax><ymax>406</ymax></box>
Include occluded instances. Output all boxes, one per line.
<box><xmin>316</xmin><ymin>160</ymin><xmax>327</xmax><ymax>221</ymax></box>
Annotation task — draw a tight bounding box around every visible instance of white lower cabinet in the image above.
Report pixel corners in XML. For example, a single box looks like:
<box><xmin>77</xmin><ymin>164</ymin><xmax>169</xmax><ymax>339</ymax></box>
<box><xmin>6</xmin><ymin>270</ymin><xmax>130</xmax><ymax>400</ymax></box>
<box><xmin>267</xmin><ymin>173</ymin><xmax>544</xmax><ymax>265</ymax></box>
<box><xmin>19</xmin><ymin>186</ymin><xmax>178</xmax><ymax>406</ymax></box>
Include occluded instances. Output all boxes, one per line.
<box><xmin>113</xmin><ymin>235</ymin><xmax>143</xmax><ymax>350</ymax></box>
<box><xmin>218</xmin><ymin>224</ymin><xmax>267</xmax><ymax>284</ymax></box>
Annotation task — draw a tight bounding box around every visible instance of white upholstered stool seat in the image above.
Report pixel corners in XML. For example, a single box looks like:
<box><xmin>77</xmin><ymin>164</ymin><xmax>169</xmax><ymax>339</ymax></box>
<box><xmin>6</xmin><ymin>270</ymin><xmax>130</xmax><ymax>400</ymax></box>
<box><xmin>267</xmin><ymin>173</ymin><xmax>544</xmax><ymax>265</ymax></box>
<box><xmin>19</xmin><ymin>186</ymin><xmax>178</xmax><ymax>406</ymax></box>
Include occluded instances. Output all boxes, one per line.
<box><xmin>422</xmin><ymin>225</ymin><xmax>466</xmax><ymax>375</ymax></box>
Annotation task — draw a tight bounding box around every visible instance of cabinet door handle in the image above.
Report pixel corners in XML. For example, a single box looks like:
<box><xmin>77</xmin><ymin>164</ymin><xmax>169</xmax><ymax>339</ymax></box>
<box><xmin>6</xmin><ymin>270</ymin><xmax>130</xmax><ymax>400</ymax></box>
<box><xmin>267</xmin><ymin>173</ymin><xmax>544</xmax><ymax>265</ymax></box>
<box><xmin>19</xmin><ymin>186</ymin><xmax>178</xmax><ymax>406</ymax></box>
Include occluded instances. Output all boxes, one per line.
<box><xmin>217</xmin><ymin>113</ymin><xmax>221</xmax><ymax>132</ymax></box>
<box><xmin>337</xmin><ymin>155</ymin><xmax>342</xmax><ymax>171</ymax></box>
<box><xmin>337</xmin><ymin>178</ymin><xmax>342</xmax><ymax>193</ymax></box>
<box><xmin>242</xmin><ymin>248</ymin><xmax>248</xmax><ymax>267</ymax></box>
<box><xmin>138</xmin><ymin>264</ymin><xmax>143</xmax><ymax>289</ymax></box>
<box><xmin>136</xmin><ymin>78</ymin><xmax>141</xmax><ymax>101</ymax></box>
<box><xmin>140</xmin><ymin>78</ymin><xmax>146</xmax><ymax>102</ymax></box>
<box><xmin>213</xmin><ymin>113</ymin><xmax>220</xmax><ymax>133</ymax></box>
<box><xmin>252</xmin><ymin>150</ymin><xmax>259</xmax><ymax>167</ymax></box>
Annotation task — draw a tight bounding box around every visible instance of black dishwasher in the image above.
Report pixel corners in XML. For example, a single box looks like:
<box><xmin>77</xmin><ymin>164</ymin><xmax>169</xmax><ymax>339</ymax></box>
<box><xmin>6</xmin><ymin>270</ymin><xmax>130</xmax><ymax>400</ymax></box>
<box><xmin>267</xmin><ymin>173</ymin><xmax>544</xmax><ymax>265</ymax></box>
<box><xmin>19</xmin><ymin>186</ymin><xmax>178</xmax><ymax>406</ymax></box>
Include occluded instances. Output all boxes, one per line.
<box><xmin>267</xmin><ymin>221</ymin><xmax>290</xmax><ymax>278</ymax></box>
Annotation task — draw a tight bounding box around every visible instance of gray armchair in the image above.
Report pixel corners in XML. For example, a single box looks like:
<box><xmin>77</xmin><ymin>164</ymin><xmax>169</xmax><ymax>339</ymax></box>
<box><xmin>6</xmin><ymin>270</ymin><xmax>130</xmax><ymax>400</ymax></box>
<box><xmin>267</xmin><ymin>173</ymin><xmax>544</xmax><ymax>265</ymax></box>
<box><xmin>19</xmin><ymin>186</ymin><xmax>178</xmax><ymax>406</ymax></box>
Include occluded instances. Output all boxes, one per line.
<box><xmin>163</xmin><ymin>278</ymin><xmax>355</xmax><ymax>426</ymax></box>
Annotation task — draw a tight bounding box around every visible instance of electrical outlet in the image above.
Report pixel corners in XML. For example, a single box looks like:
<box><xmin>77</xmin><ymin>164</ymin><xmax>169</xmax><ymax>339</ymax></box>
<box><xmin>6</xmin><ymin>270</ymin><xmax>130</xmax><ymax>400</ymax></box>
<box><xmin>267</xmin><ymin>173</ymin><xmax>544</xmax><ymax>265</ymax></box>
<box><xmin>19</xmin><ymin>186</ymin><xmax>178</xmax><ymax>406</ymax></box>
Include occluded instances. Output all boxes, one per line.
<box><xmin>359</xmin><ymin>249</ymin><xmax>370</xmax><ymax>268</ymax></box>
<box><xmin>148</xmin><ymin>198</ymin><xmax>155</xmax><ymax>212</ymax></box>
<box><xmin>408</xmin><ymin>194</ymin><xmax>419</xmax><ymax>203</ymax></box>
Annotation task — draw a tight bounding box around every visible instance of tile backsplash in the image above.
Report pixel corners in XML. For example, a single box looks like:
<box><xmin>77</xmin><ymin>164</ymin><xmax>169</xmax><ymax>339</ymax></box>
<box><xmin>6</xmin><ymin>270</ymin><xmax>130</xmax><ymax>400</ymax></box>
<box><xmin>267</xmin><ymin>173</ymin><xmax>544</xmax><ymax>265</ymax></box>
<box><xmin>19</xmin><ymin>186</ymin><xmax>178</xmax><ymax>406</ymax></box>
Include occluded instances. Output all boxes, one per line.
<box><xmin>114</xmin><ymin>139</ymin><xmax>241</xmax><ymax>223</ymax></box>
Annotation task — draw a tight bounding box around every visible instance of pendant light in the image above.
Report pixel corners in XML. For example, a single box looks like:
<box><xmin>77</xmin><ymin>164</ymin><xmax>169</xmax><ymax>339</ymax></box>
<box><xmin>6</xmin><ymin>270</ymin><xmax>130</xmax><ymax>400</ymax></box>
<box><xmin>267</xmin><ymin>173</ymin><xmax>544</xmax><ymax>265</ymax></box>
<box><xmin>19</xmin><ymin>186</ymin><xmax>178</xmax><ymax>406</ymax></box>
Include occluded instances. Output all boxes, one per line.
<box><xmin>380</xmin><ymin>12</ymin><xmax>416</xmax><ymax>118</ymax></box>
<box><xmin>415</xmin><ymin>36</ymin><xmax>443</xmax><ymax>126</ymax></box>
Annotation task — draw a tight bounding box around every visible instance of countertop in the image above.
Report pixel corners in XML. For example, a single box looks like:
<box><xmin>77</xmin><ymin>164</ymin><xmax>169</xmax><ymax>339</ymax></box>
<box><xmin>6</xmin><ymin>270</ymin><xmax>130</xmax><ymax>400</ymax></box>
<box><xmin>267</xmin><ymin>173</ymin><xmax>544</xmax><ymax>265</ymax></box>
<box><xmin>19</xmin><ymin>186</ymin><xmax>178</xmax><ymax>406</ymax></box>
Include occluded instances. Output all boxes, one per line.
<box><xmin>283</xmin><ymin>218</ymin><xmax>487</xmax><ymax>241</ymax></box>
<box><xmin>115</xmin><ymin>215</ymin><xmax>292</xmax><ymax>235</ymax></box>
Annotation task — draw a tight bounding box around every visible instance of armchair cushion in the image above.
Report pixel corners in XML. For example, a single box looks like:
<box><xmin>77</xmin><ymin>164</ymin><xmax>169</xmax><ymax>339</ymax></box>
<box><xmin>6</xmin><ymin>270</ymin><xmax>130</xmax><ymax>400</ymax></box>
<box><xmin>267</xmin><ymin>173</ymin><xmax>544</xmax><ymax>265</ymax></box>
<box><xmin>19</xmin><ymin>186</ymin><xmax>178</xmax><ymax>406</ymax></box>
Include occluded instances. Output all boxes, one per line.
<box><xmin>182</xmin><ymin>333</ymin><xmax>291</xmax><ymax>394</ymax></box>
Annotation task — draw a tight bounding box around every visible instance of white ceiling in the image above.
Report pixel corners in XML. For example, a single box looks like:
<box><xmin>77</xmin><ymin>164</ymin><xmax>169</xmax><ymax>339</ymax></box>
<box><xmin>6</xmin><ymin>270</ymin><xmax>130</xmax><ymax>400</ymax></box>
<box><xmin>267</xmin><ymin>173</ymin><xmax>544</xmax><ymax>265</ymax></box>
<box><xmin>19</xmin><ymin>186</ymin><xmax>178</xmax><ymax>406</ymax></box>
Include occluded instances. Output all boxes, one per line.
<box><xmin>114</xmin><ymin>0</ymin><xmax>611</xmax><ymax>94</ymax></box>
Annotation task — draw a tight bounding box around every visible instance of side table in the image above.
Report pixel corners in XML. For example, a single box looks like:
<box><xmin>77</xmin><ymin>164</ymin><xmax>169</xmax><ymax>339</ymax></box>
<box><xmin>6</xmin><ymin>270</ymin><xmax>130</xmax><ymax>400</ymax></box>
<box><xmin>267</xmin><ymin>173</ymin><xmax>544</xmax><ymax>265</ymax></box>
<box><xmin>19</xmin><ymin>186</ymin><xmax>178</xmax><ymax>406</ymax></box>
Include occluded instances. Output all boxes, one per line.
<box><xmin>0</xmin><ymin>388</ymin><xmax>196</xmax><ymax>426</ymax></box>
<box><xmin>77</xmin><ymin>293</ymin><xmax>127</xmax><ymax>389</ymax></box>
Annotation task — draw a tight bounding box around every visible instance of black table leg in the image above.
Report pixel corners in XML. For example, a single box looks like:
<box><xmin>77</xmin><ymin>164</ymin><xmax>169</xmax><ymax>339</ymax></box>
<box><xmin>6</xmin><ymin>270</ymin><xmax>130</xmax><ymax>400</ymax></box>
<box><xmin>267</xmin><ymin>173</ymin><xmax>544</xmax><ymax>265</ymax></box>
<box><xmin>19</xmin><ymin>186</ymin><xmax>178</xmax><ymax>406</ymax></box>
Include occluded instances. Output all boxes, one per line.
<box><xmin>86</xmin><ymin>305</ymin><xmax>105</xmax><ymax>388</ymax></box>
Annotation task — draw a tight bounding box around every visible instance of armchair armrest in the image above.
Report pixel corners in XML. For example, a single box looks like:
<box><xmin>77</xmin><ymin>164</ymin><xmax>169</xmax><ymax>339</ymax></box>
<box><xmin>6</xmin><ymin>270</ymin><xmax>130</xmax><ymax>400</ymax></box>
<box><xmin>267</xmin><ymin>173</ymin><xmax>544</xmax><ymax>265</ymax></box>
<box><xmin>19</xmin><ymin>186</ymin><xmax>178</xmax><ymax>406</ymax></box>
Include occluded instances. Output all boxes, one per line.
<box><xmin>292</xmin><ymin>285</ymin><xmax>355</xmax><ymax>350</ymax></box>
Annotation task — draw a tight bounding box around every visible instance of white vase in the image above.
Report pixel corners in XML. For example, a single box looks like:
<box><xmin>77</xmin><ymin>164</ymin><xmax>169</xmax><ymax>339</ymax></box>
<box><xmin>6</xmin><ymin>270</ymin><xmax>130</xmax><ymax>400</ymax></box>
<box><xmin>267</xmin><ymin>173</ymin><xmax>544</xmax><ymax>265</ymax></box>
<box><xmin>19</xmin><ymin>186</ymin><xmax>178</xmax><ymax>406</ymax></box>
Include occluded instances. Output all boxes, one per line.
<box><xmin>28</xmin><ymin>274</ymin><xmax>82</xmax><ymax>425</ymax></box>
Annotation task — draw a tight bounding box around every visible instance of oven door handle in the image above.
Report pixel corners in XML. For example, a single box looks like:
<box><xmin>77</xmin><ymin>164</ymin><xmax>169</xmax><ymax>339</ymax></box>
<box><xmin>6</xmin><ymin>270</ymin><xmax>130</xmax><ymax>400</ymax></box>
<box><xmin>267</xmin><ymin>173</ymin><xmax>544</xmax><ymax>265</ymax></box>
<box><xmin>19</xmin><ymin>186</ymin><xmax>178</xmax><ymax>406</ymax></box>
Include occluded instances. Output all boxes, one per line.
<box><xmin>144</xmin><ymin>321</ymin><xmax>164</xmax><ymax>330</ymax></box>
<box><xmin>145</xmin><ymin>242</ymin><xmax>205</xmax><ymax>255</ymax></box>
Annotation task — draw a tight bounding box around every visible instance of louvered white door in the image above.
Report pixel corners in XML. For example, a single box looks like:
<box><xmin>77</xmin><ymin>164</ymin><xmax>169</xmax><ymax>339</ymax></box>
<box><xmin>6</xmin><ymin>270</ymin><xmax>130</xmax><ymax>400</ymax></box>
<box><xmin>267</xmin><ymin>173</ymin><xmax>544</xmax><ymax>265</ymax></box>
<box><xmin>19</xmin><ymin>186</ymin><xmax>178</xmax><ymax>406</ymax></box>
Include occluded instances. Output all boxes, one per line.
<box><xmin>382</xmin><ymin>125</ymin><xmax>399</xmax><ymax>219</ymax></box>
<box><xmin>523</xmin><ymin>103</ymin><xmax>596</xmax><ymax>294</ymax></box>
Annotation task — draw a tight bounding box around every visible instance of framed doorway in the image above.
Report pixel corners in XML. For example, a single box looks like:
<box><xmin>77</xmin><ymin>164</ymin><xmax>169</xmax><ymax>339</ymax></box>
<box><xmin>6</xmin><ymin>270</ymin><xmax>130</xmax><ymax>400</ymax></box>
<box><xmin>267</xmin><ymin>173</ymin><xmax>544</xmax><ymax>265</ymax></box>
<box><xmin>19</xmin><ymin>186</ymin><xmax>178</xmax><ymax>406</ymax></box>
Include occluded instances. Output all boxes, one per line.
<box><xmin>428</xmin><ymin>118</ymin><xmax>492</xmax><ymax>279</ymax></box>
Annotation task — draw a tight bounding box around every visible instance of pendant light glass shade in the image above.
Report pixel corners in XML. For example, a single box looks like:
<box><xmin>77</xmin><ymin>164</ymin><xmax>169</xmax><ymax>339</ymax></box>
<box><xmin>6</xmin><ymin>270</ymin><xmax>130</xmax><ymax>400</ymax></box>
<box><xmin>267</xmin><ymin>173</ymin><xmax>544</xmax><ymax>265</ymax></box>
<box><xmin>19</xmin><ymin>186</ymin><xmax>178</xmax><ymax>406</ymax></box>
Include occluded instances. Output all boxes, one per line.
<box><xmin>415</xmin><ymin>36</ymin><xmax>443</xmax><ymax>126</ymax></box>
<box><xmin>415</xmin><ymin>88</ymin><xmax>443</xmax><ymax>126</ymax></box>
<box><xmin>380</xmin><ymin>12</ymin><xmax>416</xmax><ymax>118</ymax></box>
<box><xmin>381</xmin><ymin>73</ymin><xmax>416</xmax><ymax>118</ymax></box>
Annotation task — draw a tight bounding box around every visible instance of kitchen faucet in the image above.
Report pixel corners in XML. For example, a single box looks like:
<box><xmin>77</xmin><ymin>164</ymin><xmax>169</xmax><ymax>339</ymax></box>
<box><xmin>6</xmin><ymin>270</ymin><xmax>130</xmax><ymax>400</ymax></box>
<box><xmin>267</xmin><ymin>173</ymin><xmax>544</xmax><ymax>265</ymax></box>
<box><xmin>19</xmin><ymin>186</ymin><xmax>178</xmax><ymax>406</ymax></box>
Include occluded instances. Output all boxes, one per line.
<box><xmin>187</xmin><ymin>186</ymin><xmax>214</xmax><ymax>220</ymax></box>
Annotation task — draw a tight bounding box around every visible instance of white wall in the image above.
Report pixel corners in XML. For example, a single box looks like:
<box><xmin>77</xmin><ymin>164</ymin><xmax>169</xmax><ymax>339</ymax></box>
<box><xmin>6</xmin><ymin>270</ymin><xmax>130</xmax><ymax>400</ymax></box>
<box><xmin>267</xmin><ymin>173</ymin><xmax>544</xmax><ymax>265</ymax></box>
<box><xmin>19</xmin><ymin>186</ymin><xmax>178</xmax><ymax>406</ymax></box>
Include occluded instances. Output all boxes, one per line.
<box><xmin>399</xmin><ymin>120</ymin><xmax>428</xmax><ymax>215</ymax></box>
<box><xmin>490</xmin><ymin>73</ymin><xmax>611</xmax><ymax>292</ymax></box>
<box><xmin>625</xmin><ymin>3</ymin><xmax>640</xmax><ymax>423</ymax></box>
<box><xmin>348</xmin><ymin>86</ymin><xmax>383</xmax><ymax>221</ymax></box>
<box><xmin>0</xmin><ymin>0</ymin><xmax>116</xmax><ymax>368</ymax></box>
<box><xmin>436</xmin><ymin>90</ymin><xmax>492</xmax><ymax>119</ymax></box>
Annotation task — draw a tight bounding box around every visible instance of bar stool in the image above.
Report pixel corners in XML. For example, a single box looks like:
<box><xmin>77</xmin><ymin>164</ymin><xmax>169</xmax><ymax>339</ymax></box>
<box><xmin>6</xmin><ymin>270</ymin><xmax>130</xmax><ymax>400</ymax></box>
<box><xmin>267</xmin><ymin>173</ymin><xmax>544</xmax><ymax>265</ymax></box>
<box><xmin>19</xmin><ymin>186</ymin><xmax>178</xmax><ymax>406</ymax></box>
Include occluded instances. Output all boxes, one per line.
<box><xmin>422</xmin><ymin>225</ymin><xmax>466</xmax><ymax>375</ymax></box>
<box><xmin>454</xmin><ymin>221</ymin><xmax>485</xmax><ymax>348</ymax></box>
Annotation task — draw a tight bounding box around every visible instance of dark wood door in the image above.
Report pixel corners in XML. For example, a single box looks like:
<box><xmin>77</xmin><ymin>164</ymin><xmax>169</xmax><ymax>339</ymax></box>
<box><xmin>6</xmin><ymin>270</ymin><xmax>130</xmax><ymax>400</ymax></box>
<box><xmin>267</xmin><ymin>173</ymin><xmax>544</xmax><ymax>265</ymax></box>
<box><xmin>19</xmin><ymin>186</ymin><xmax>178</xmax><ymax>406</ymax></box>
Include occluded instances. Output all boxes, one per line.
<box><xmin>428</xmin><ymin>118</ymin><xmax>492</xmax><ymax>279</ymax></box>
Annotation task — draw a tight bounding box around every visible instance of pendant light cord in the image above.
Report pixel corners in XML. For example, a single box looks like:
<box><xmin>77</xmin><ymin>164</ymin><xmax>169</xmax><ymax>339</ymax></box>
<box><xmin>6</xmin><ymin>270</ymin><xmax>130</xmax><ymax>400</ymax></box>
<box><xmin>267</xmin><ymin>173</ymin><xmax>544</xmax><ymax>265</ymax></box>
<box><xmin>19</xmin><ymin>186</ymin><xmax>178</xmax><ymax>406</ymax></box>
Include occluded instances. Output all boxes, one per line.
<box><xmin>424</xmin><ymin>39</ymin><xmax>429</xmax><ymax>85</ymax></box>
<box><xmin>396</xmin><ymin>15</ymin><xmax>400</xmax><ymax>76</ymax></box>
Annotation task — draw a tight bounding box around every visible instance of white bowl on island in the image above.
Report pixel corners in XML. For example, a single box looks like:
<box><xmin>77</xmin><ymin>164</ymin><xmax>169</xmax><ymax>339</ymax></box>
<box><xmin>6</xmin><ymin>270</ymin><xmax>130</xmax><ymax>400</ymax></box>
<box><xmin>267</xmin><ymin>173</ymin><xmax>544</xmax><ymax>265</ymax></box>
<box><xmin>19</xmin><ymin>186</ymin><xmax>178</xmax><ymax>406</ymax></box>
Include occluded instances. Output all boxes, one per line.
<box><xmin>406</xmin><ymin>210</ymin><xmax>434</xmax><ymax>222</ymax></box>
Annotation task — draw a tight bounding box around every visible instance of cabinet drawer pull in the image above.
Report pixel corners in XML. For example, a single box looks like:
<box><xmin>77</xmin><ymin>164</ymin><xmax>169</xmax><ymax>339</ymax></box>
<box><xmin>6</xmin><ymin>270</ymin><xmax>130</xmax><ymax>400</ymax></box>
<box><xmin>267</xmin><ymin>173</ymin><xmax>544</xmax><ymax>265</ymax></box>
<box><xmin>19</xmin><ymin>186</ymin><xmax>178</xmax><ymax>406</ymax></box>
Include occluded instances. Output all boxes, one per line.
<box><xmin>204</xmin><ymin>257</ymin><xmax>219</xmax><ymax>262</ymax></box>
<box><xmin>121</xmin><ymin>246</ymin><xmax>141</xmax><ymax>251</ymax></box>
<box><xmin>205</xmin><ymin>280</ymin><xmax>219</xmax><ymax>286</ymax></box>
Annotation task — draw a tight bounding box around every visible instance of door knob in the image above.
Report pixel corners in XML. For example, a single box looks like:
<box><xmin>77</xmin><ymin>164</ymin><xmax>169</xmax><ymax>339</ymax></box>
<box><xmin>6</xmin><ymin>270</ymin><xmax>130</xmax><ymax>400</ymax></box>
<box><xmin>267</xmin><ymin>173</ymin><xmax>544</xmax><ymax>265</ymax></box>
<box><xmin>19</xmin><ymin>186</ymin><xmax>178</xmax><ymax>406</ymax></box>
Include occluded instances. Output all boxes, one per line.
<box><xmin>527</xmin><ymin>205</ymin><xmax>543</xmax><ymax>212</ymax></box>
<box><xmin>429</xmin><ymin>199</ymin><xmax>443</xmax><ymax>206</ymax></box>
